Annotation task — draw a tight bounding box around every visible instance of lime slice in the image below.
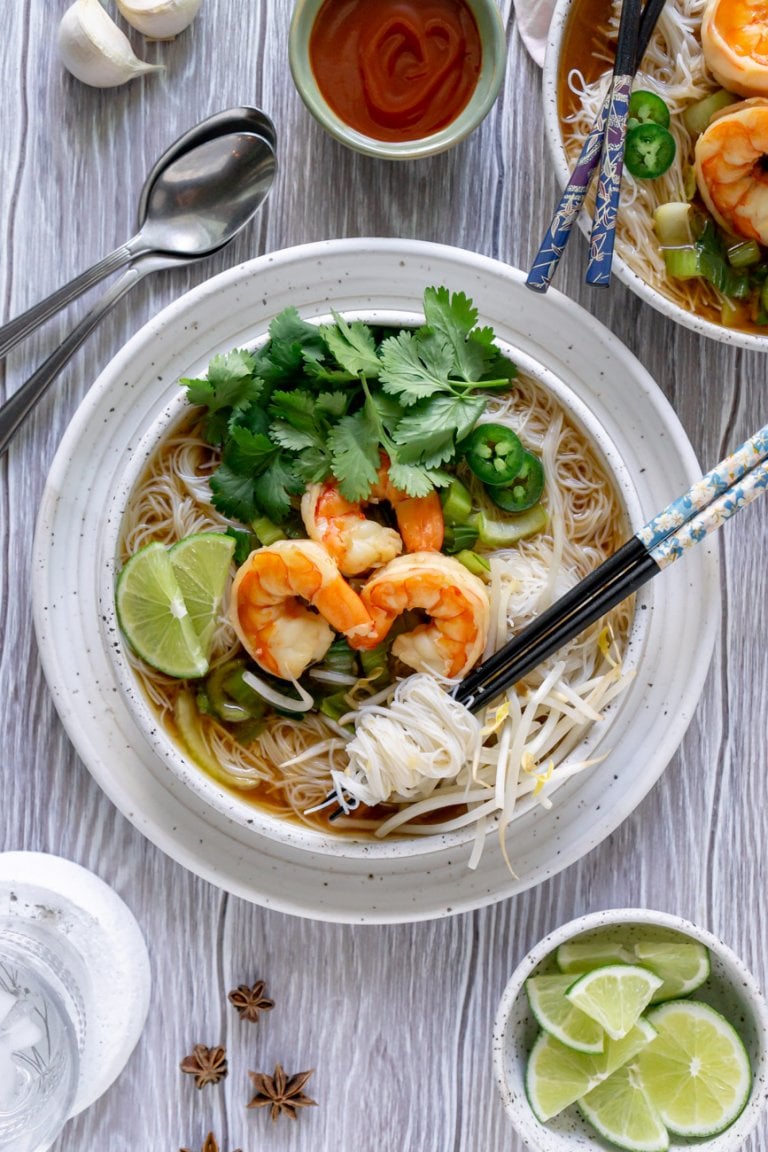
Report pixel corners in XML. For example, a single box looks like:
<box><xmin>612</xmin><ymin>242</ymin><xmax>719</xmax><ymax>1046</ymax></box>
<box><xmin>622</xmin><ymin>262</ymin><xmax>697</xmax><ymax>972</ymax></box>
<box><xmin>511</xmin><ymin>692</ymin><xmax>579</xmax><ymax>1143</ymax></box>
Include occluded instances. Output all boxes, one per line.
<box><xmin>116</xmin><ymin>542</ymin><xmax>208</xmax><ymax>679</ymax></box>
<box><xmin>578</xmin><ymin>1062</ymin><xmax>669</xmax><ymax>1152</ymax></box>
<box><xmin>526</xmin><ymin>974</ymin><xmax>605</xmax><ymax>1053</ymax></box>
<box><xmin>169</xmin><ymin>532</ymin><xmax>235</xmax><ymax>651</ymax></box>
<box><xmin>525</xmin><ymin>1018</ymin><xmax>656</xmax><ymax>1122</ymax></box>
<box><xmin>637</xmin><ymin>1000</ymin><xmax>751</xmax><ymax>1137</ymax></box>
<box><xmin>557</xmin><ymin>939</ymin><xmax>634</xmax><ymax>972</ymax></box>
<box><xmin>566</xmin><ymin>965</ymin><xmax>663</xmax><ymax>1040</ymax></box>
<box><xmin>634</xmin><ymin>940</ymin><xmax>710</xmax><ymax>1001</ymax></box>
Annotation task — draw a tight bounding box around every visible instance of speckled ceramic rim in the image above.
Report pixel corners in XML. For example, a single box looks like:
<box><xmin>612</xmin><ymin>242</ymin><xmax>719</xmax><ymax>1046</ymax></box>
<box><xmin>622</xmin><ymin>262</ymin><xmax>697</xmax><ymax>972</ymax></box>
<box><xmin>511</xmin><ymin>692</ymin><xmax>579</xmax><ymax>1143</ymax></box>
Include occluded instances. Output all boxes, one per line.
<box><xmin>288</xmin><ymin>0</ymin><xmax>507</xmax><ymax>159</ymax></box>
<box><xmin>100</xmin><ymin>315</ymin><xmax>645</xmax><ymax>861</ymax></box>
<box><xmin>492</xmin><ymin>907</ymin><xmax>768</xmax><ymax>1152</ymax></box>
<box><xmin>542</xmin><ymin>0</ymin><xmax>768</xmax><ymax>352</ymax></box>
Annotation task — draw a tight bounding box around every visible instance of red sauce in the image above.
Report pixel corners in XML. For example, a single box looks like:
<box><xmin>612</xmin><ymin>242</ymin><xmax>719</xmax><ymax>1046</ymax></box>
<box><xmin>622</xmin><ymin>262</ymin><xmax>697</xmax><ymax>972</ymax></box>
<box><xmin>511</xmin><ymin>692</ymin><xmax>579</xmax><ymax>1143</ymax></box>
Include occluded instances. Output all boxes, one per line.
<box><xmin>309</xmin><ymin>0</ymin><xmax>483</xmax><ymax>142</ymax></box>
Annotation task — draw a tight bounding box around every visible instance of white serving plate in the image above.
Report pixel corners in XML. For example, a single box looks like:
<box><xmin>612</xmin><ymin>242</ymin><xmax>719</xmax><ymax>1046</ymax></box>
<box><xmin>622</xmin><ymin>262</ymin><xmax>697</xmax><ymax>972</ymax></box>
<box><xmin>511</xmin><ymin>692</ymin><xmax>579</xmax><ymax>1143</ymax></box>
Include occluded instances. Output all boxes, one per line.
<box><xmin>32</xmin><ymin>238</ymin><xmax>719</xmax><ymax>923</ymax></box>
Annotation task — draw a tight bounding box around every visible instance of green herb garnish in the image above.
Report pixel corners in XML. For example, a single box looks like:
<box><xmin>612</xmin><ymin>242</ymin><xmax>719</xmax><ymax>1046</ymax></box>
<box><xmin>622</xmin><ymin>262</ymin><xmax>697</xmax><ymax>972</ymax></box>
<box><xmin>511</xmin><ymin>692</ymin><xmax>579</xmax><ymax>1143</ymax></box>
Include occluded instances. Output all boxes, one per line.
<box><xmin>181</xmin><ymin>286</ymin><xmax>516</xmax><ymax>526</ymax></box>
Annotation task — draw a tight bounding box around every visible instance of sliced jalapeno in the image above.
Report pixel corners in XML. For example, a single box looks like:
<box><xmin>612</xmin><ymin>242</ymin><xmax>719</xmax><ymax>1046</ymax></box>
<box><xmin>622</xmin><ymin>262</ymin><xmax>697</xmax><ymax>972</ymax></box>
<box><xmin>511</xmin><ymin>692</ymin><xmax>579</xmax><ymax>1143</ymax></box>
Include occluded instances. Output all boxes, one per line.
<box><xmin>462</xmin><ymin>422</ymin><xmax>524</xmax><ymax>486</ymax></box>
<box><xmin>628</xmin><ymin>90</ymin><xmax>671</xmax><ymax>129</ymax></box>
<box><xmin>490</xmin><ymin>450</ymin><xmax>545</xmax><ymax>512</ymax></box>
<box><xmin>624</xmin><ymin>123</ymin><xmax>676</xmax><ymax>180</ymax></box>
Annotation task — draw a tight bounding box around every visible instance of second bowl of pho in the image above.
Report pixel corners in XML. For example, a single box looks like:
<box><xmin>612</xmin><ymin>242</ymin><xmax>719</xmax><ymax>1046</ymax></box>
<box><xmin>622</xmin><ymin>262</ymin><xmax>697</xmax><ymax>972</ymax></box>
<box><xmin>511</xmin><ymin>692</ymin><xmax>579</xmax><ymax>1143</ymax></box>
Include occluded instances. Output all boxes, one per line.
<box><xmin>544</xmin><ymin>0</ymin><xmax>768</xmax><ymax>349</ymax></box>
<box><xmin>33</xmin><ymin>239</ymin><xmax>718</xmax><ymax>921</ymax></box>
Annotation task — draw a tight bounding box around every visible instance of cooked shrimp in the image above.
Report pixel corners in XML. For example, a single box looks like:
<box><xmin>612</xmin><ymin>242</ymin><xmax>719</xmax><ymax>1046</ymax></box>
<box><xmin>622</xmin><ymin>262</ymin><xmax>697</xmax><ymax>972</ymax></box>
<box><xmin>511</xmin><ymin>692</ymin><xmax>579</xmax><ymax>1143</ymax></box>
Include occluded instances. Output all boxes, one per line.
<box><xmin>229</xmin><ymin>540</ymin><xmax>372</xmax><ymax>680</ymax></box>
<box><xmin>701</xmin><ymin>0</ymin><xmax>768</xmax><ymax>97</ymax></box>
<box><xmin>300</xmin><ymin>481</ymin><xmax>403</xmax><ymax>575</ymax></box>
<box><xmin>694</xmin><ymin>99</ymin><xmax>768</xmax><ymax>243</ymax></box>
<box><xmin>350</xmin><ymin>552</ymin><xmax>490</xmax><ymax>679</ymax></box>
<box><xmin>300</xmin><ymin>457</ymin><xmax>444</xmax><ymax>576</ymax></box>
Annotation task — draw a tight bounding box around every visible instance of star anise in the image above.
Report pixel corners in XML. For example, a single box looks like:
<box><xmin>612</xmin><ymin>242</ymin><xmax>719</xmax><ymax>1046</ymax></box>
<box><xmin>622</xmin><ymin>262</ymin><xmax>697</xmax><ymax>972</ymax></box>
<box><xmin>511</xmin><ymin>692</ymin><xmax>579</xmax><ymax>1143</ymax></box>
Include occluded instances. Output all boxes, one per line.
<box><xmin>180</xmin><ymin>1133</ymin><xmax>241</xmax><ymax>1152</ymax></box>
<box><xmin>247</xmin><ymin>1063</ymin><xmax>317</xmax><ymax>1121</ymax></box>
<box><xmin>179</xmin><ymin>1044</ymin><xmax>228</xmax><ymax>1088</ymax></box>
<box><xmin>227</xmin><ymin>980</ymin><xmax>275</xmax><ymax>1023</ymax></box>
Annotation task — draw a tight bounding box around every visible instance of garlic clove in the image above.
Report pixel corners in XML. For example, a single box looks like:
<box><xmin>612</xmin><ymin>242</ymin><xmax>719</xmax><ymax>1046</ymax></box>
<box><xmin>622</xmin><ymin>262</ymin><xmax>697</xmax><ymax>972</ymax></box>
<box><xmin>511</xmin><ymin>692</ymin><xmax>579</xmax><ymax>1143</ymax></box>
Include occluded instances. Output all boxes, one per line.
<box><xmin>115</xmin><ymin>0</ymin><xmax>202</xmax><ymax>39</ymax></box>
<box><xmin>58</xmin><ymin>0</ymin><xmax>165</xmax><ymax>88</ymax></box>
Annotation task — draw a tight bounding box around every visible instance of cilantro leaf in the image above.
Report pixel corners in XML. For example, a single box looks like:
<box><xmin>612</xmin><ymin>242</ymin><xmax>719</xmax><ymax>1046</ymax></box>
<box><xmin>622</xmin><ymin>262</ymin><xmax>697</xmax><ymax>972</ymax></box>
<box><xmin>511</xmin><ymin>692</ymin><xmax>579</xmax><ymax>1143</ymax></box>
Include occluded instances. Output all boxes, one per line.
<box><xmin>321</xmin><ymin>314</ymin><xmax>381</xmax><ymax>377</ymax></box>
<box><xmin>421</xmin><ymin>286</ymin><xmax>486</xmax><ymax>382</ymax></box>
<box><xmin>378</xmin><ymin>330</ymin><xmax>455</xmax><ymax>402</ymax></box>
<box><xmin>210</xmin><ymin>462</ymin><xmax>260</xmax><ymax>522</ymax></box>
<box><xmin>254</xmin><ymin>455</ymin><xmax>306</xmax><ymax>522</ymax></box>
<box><xmin>386</xmin><ymin>460</ymin><xmax>452</xmax><ymax>497</ymax></box>
<box><xmin>222</xmin><ymin>425</ymin><xmax>278</xmax><ymax>474</ymax></box>
<box><xmin>393</xmin><ymin>393</ymin><xmax>485</xmax><ymax>467</ymax></box>
<box><xmin>269</xmin><ymin>422</ymin><xmax>322</xmax><ymax>452</ymax></box>
<box><xmin>293</xmin><ymin>445</ymin><xmax>332</xmax><ymax>484</ymax></box>
<box><xmin>182</xmin><ymin>349</ymin><xmax>264</xmax><ymax>444</ymax></box>
<box><xmin>268</xmin><ymin>389</ymin><xmax>319</xmax><ymax>432</ymax></box>
<box><xmin>328</xmin><ymin>411</ymin><xmax>381</xmax><ymax>501</ymax></box>
<box><xmin>315</xmin><ymin>391</ymin><xmax>350</xmax><ymax>419</ymax></box>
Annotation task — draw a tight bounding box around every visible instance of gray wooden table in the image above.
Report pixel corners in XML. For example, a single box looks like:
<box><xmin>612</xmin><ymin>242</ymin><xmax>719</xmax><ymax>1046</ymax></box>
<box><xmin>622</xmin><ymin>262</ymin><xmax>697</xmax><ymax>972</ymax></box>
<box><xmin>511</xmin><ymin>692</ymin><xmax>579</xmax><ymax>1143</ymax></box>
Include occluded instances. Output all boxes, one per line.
<box><xmin>1</xmin><ymin>3</ymin><xmax>766</xmax><ymax>1150</ymax></box>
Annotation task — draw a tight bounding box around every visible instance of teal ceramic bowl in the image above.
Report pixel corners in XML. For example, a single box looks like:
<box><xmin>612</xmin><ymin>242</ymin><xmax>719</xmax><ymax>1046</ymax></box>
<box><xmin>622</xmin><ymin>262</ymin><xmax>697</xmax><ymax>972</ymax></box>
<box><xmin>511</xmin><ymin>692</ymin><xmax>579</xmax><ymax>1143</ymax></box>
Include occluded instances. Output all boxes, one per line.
<box><xmin>288</xmin><ymin>0</ymin><xmax>507</xmax><ymax>159</ymax></box>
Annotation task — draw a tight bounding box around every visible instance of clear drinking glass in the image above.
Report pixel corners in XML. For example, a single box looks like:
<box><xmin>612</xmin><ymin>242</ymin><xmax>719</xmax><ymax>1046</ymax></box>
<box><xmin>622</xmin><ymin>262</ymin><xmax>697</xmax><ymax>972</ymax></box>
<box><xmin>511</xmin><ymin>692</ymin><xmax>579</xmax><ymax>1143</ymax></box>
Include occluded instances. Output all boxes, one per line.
<box><xmin>0</xmin><ymin>852</ymin><xmax>151</xmax><ymax>1152</ymax></box>
<box><xmin>0</xmin><ymin>928</ymin><xmax>82</xmax><ymax>1152</ymax></box>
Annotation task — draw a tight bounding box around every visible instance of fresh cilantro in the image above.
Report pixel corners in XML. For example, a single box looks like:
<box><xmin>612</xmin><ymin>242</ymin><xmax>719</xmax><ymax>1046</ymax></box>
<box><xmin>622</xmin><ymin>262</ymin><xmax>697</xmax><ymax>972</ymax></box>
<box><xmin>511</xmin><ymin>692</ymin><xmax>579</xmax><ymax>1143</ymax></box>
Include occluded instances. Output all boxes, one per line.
<box><xmin>321</xmin><ymin>313</ymin><xmax>382</xmax><ymax>377</ymax></box>
<box><xmin>182</xmin><ymin>349</ymin><xmax>264</xmax><ymax>444</ymax></box>
<box><xmin>327</xmin><ymin>410</ymin><xmax>381</xmax><ymax>501</ymax></box>
<box><xmin>378</xmin><ymin>330</ymin><xmax>455</xmax><ymax>402</ymax></box>
<box><xmin>393</xmin><ymin>394</ymin><xmax>486</xmax><ymax>465</ymax></box>
<box><xmin>183</xmin><ymin>286</ymin><xmax>517</xmax><ymax>524</ymax></box>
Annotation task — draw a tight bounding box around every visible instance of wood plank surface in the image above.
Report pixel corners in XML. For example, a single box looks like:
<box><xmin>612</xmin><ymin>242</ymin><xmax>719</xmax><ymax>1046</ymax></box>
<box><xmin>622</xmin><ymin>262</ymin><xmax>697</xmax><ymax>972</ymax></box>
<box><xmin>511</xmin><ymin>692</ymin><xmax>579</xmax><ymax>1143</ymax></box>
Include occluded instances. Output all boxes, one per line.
<box><xmin>1</xmin><ymin>2</ymin><xmax>766</xmax><ymax>1150</ymax></box>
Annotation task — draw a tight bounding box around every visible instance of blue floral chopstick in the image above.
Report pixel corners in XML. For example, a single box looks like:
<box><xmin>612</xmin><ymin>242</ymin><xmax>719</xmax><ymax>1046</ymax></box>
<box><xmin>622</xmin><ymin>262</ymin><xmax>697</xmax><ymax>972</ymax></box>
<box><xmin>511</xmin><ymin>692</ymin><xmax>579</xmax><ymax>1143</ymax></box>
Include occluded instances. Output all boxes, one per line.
<box><xmin>526</xmin><ymin>0</ymin><xmax>667</xmax><ymax>293</ymax></box>
<box><xmin>584</xmin><ymin>0</ymin><xmax>643</xmax><ymax>286</ymax></box>
<box><xmin>455</xmin><ymin>425</ymin><xmax>768</xmax><ymax>711</ymax></box>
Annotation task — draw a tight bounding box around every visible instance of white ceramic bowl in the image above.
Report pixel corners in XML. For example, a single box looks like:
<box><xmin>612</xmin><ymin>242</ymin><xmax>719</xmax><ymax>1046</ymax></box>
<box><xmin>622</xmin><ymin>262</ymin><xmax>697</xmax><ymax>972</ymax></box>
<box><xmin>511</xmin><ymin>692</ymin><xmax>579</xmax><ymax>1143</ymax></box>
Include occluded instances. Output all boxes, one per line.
<box><xmin>542</xmin><ymin>0</ymin><xmax>768</xmax><ymax>352</ymax></box>
<box><xmin>493</xmin><ymin>908</ymin><xmax>768</xmax><ymax>1152</ymax></box>
<box><xmin>32</xmin><ymin>239</ymin><xmax>719</xmax><ymax>922</ymax></box>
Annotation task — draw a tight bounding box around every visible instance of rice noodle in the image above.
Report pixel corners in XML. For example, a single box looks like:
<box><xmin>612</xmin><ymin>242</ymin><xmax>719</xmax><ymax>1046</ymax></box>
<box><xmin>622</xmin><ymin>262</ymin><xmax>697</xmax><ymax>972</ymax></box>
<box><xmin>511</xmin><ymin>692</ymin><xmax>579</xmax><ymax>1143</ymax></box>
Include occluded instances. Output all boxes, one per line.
<box><xmin>119</xmin><ymin>374</ymin><xmax>633</xmax><ymax>857</ymax></box>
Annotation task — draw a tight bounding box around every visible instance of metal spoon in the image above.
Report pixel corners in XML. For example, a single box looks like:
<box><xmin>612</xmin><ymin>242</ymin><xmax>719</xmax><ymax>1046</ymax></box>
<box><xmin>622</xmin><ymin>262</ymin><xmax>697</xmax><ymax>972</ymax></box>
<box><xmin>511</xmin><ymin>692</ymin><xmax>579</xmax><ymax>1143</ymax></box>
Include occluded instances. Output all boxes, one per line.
<box><xmin>0</xmin><ymin>113</ymin><xmax>276</xmax><ymax>360</ymax></box>
<box><xmin>0</xmin><ymin>129</ymin><xmax>276</xmax><ymax>455</ymax></box>
<box><xmin>136</xmin><ymin>105</ymin><xmax>276</xmax><ymax>229</ymax></box>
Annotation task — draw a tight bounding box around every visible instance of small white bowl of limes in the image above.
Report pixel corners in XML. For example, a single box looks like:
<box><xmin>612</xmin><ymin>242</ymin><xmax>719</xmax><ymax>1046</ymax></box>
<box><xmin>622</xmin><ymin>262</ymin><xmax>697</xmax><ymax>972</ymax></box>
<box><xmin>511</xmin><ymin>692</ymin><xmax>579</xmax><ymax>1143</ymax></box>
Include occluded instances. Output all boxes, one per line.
<box><xmin>492</xmin><ymin>909</ymin><xmax>768</xmax><ymax>1152</ymax></box>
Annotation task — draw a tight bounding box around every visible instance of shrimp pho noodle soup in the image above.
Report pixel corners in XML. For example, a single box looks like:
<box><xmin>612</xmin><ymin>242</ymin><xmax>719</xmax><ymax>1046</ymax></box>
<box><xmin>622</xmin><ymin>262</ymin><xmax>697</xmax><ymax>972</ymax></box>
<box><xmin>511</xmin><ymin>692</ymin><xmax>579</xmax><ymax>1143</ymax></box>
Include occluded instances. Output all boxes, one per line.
<box><xmin>116</xmin><ymin>289</ymin><xmax>632</xmax><ymax>866</ymax></box>
<box><xmin>559</xmin><ymin>0</ymin><xmax>768</xmax><ymax>335</ymax></box>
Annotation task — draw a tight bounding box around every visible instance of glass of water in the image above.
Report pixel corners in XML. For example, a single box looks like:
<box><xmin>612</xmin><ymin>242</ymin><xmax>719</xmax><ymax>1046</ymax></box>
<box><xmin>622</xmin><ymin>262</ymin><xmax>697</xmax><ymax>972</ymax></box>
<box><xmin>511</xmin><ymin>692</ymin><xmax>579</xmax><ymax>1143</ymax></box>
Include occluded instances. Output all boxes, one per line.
<box><xmin>0</xmin><ymin>852</ymin><xmax>151</xmax><ymax>1152</ymax></box>
<box><xmin>0</xmin><ymin>927</ymin><xmax>82</xmax><ymax>1152</ymax></box>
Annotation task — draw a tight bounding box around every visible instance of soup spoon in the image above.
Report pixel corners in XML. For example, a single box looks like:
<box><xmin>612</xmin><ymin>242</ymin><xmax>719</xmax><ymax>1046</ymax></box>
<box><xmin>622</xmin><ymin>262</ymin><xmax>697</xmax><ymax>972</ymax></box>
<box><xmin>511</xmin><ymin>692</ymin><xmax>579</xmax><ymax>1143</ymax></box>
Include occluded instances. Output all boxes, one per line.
<box><xmin>0</xmin><ymin>129</ymin><xmax>276</xmax><ymax>456</ymax></box>
<box><xmin>0</xmin><ymin>110</ymin><xmax>276</xmax><ymax>360</ymax></box>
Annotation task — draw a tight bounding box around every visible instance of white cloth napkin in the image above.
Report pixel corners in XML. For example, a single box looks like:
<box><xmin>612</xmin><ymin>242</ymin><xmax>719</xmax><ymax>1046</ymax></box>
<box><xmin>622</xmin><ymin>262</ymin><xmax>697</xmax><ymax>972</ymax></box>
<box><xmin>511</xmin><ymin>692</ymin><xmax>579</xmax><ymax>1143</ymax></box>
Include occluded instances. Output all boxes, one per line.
<box><xmin>509</xmin><ymin>0</ymin><xmax>554</xmax><ymax>67</ymax></box>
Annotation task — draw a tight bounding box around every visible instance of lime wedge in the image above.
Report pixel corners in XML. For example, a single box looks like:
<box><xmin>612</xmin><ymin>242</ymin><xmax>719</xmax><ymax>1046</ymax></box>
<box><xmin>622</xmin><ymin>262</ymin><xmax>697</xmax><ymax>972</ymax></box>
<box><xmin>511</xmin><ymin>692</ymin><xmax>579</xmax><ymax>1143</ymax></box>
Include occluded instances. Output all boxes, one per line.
<box><xmin>526</xmin><ymin>974</ymin><xmax>605</xmax><ymax>1053</ymax></box>
<box><xmin>637</xmin><ymin>1000</ymin><xmax>751</xmax><ymax>1137</ymax></box>
<box><xmin>525</xmin><ymin>1018</ymin><xmax>656</xmax><ymax>1122</ymax></box>
<box><xmin>169</xmin><ymin>532</ymin><xmax>235</xmax><ymax>650</ymax></box>
<box><xmin>557</xmin><ymin>939</ymin><xmax>634</xmax><ymax>972</ymax></box>
<box><xmin>634</xmin><ymin>940</ymin><xmax>710</xmax><ymax>1001</ymax></box>
<box><xmin>578</xmin><ymin>1062</ymin><xmax>669</xmax><ymax>1152</ymax></box>
<box><xmin>116</xmin><ymin>541</ymin><xmax>208</xmax><ymax>679</ymax></box>
<box><xmin>566</xmin><ymin>965</ymin><xmax>663</xmax><ymax>1040</ymax></box>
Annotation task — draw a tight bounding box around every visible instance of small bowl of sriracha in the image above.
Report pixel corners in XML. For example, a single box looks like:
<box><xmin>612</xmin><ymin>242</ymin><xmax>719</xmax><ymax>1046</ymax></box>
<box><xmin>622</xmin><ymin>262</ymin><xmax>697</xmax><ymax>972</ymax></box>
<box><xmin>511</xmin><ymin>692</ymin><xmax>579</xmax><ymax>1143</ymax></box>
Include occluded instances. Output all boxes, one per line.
<box><xmin>288</xmin><ymin>0</ymin><xmax>507</xmax><ymax>160</ymax></box>
<box><xmin>492</xmin><ymin>908</ymin><xmax>768</xmax><ymax>1152</ymax></box>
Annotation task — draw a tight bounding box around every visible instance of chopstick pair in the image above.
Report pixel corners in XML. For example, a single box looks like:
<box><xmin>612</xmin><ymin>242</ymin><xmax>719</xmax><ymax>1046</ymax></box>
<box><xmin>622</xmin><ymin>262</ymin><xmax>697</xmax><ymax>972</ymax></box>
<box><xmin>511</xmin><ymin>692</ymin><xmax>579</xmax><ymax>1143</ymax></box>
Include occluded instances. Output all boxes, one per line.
<box><xmin>454</xmin><ymin>425</ymin><xmax>768</xmax><ymax>712</ymax></box>
<box><xmin>527</xmin><ymin>0</ymin><xmax>666</xmax><ymax>293</ymax></box>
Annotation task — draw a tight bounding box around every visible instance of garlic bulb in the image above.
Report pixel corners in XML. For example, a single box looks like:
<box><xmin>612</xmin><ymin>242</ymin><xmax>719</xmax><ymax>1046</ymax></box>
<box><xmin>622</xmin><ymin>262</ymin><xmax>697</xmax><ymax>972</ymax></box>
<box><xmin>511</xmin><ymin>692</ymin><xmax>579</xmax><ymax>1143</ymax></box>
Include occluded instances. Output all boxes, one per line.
<box><xmin>116</xmin><ymin>0</ymin><xmax>202</xmax><ymax>39</ymax></box>
<box><xmin>58</xmin><ymin>0</ymin><xmax>165</xmax><ymax>87</ymax></box>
